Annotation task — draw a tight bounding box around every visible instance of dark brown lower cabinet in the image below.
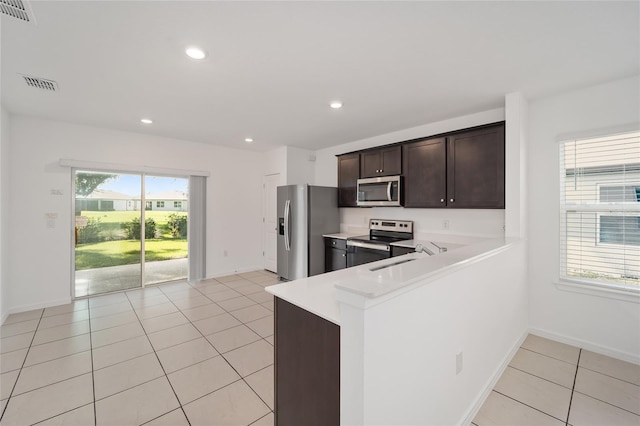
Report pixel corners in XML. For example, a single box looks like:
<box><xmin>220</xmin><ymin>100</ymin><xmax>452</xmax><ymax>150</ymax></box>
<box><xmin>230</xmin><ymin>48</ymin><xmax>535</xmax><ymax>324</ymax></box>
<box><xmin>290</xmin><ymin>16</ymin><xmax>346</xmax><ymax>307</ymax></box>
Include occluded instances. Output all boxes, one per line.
<box><xmin>274</xmin><ymin>297</ymin><xmax>340</xmax><ymax>426</ymax></box>
<box><xmin>324</xmin><ymin>237</ymin><xmax>347</xmax><ymax>272</ymax></box>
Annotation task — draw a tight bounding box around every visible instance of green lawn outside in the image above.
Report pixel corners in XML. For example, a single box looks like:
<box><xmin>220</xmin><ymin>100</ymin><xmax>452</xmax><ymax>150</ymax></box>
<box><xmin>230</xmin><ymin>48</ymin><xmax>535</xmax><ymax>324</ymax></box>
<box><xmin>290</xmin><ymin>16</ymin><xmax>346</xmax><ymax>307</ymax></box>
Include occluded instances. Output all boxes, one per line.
<box><xmin>75</xmin><ymin>210</ymin><xmax>188</xmax><ymax>270</ymax></box>
<box><xmin>75</xmin><ymin>238</ymin><xmax>187</xmax><ymax>270</ymax></box>
<box><xmin>81</xmin><ymin>210</ymin><xmax>187</xmax><ymax>238</ymax></box>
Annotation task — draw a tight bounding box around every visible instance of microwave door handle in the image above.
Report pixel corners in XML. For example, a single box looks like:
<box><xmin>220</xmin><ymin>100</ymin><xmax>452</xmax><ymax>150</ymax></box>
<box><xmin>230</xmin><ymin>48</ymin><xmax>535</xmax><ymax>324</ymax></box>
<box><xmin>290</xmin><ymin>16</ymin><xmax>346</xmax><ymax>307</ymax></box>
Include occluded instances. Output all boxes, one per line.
<box><xmin>387</xmin><ymin>181</ymin><xmax>392</xmax><ymax>201</ymax></box>
<box><xmin>284</xmin><ymin>199</ymin><xmax>291</xmax><ymax>251</ymax></box>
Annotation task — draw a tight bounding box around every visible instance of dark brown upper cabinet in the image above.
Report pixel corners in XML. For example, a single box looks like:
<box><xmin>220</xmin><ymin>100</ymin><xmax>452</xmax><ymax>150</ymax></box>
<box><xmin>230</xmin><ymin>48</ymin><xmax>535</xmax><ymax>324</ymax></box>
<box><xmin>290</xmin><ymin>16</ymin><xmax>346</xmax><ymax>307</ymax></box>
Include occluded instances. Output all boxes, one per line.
<box><xmin>360</xmin><ymin>146</ymin><xmax>402</xmax><ymax>178</ymax></box>
<box><xmin>403</xmin><ymin>137</ymin><xmax>447</xmax><ymax>208</ymax></box>
<box><xmin>336</xmin><ymin>122</ymin><xmax>505</xmax><ymax>209</ymax></box>
<box><xmin>447</xmin><ymin>124</ymin><xmax>505</xmax><ymax>208</ymax></box>
<box><xmin>337</xmin><ymin>153</ymin><xmax>360</xmax><ymax>207</ymax></box>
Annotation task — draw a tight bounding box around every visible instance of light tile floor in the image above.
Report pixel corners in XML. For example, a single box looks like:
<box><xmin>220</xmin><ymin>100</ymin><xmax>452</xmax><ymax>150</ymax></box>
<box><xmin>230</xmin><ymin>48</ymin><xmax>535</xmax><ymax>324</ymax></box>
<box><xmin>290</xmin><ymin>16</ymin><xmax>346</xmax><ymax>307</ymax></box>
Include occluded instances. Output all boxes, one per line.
<box><xmin>0</xmin><ymin>270</ymin><xmax>279</xmax><ymax>426</ymax></box>
<box><xmin>3</xmin><ymin>273</ymin><xmax>640</xmax><ymax>426</ymax></box>
<box><xmin>474</xmin><ymin>334</ymin><xmax>640</xmax><ymax>426</ymax></box>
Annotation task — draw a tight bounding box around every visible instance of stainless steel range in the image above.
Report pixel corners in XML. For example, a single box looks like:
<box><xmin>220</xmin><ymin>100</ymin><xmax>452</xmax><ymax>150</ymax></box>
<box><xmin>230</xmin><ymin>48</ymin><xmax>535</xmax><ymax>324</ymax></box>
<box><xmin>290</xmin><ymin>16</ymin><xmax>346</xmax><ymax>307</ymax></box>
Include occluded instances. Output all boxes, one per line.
<box><xmin>346</xmin><ymin>219</ymin><xmax>413</xmax><ymax>267</ymax></box>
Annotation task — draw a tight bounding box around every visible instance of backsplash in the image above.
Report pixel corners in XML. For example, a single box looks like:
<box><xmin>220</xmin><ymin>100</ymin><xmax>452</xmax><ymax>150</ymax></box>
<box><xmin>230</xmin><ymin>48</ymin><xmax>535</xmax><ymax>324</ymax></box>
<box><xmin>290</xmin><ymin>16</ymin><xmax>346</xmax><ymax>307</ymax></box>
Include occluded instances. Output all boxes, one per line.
<box><xmin>340</xmin><ymin>207</ymin><xmax>505</xmax><ymax>240</ymax></box>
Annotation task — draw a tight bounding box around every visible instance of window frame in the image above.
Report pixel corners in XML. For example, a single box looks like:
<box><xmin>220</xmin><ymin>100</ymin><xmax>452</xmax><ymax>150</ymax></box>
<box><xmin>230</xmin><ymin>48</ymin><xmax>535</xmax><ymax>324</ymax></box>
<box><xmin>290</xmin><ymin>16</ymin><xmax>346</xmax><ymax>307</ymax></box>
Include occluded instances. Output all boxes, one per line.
<box><xmin>557</xmin><ymin>132</ymin><xmax>640</xmax><ymax>302</ymax></box>
<box><xmin>595</xmin><ymin>183</ymin><xmax>640</xmax><ymax>247</ymax></box>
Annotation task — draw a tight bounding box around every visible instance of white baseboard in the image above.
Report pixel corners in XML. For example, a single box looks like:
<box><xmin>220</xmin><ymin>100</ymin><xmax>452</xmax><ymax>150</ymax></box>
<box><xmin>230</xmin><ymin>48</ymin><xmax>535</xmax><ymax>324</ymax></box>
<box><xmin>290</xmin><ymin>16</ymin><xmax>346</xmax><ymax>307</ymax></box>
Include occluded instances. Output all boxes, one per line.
<box><xmin>460</xmin><ymin>329</ymin><xmax>529</xmax><ymax>426</ymax></box>
<box><xmin>204</xmin><ymin>265</ymin><xmax>267</xmax><ymax>281</ymax></box>
<box><xmin>529</xmin><ymin>327</ymin><xmax>640</xmax><ymax>366</ymax></box>
<box><xmin>5</xmin><ymin>297</ymin><xmax>72</xmax><ymax>318</ymax></box>
<box><xmin>0</xmin><ymin>311</ymin><xmax>8</xmax><ymax>326</ymax></box>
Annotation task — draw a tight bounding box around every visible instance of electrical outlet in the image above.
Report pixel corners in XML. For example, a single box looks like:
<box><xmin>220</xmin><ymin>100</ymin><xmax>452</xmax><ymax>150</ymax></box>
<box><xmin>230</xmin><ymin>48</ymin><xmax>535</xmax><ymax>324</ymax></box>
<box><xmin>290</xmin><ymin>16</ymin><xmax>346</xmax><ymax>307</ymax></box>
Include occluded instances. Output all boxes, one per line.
<box><xmin>443</xmin><ymin>220</ymin><xmax>450</xmax><ymax>230</ymax></box>
<box><xmin>456</xmin><ymin>352</ymin><xmax>463</xmax><ymax>375</ymax></box>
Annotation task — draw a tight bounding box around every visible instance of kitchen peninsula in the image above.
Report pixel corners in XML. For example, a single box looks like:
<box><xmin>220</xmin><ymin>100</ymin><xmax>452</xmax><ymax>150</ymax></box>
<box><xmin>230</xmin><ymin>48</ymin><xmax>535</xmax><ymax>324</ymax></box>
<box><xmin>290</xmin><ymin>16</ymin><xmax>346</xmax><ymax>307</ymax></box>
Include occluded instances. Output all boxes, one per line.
<box><xmin>266</xmin><ymin>236</ymin><xmax>527</xmax><ymax>425</ymax></box>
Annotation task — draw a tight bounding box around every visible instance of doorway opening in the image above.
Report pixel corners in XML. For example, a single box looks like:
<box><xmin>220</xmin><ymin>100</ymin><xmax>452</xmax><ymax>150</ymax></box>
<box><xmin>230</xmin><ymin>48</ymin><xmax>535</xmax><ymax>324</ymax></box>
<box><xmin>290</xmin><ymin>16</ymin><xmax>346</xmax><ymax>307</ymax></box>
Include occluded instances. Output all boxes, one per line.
<box><xmin>74</xmin><ymin>170</ymin><xmax>189</xmax><ymax>297</ymax></box>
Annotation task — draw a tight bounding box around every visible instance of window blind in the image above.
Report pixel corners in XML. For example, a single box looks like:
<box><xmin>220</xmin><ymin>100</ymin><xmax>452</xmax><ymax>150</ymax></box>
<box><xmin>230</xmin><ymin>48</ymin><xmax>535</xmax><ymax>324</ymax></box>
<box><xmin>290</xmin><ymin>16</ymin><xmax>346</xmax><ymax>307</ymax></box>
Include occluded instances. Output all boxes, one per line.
<box><xmin>559</xmin><ymin>131</ymin><xmax>640</xmax><ymax>289</ymax></box>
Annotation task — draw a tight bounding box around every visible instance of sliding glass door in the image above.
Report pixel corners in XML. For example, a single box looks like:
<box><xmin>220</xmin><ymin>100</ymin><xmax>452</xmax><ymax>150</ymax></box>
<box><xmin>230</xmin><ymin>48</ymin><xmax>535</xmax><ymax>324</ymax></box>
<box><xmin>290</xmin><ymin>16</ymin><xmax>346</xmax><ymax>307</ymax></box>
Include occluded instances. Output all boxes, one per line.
<box><xmin>143</xmin><ymin>175</ymin><xmax>189</xmax><ymax>285</ymax></box>
<box><xmin>74</xmin><ymin>170</ymin><xmax>188</xmax><ymax>297</ymax></box>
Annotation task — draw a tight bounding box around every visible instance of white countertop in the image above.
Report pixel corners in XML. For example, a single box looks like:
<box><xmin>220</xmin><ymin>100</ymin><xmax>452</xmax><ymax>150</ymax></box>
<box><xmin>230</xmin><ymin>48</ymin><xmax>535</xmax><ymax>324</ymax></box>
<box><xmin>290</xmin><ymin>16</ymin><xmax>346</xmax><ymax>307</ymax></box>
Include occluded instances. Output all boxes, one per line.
<box><xmin>266</xmin><ymin>236</ymin><xmax>518</xmax><ymax>326</ymax></box>
<box><xmin>391</xmin><ymin>239</ymin><xmax>465</xmax><ymax>252</ymax></box>
<box><xmin>322</xmin><ymin>232</ymin><xmax>363</xmax><ymax>240</ymax></box>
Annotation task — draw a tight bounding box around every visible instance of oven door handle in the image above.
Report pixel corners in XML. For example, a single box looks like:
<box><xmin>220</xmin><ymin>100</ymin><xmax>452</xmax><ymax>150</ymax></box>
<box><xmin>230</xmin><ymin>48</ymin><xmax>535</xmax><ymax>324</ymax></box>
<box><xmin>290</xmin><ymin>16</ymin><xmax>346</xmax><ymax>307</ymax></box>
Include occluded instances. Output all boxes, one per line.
<box><xmin>387</xmin><ymin>181</ymin><xmax>392</xmax><ymax>201</ymax></box>
<box><xmin>347</xmin><ymin>240</ymin><xmax>390</xmax><ymax>251</ymax></box>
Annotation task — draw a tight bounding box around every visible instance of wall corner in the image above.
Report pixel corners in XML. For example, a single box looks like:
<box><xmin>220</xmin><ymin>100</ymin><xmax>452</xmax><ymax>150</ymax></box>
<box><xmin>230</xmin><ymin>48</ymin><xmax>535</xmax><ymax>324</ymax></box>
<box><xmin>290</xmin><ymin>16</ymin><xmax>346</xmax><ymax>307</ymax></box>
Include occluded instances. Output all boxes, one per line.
<box><xmin>505</xmin><ymin>92</ymin><xmax>529</xmax><ymax>240</ymax></box>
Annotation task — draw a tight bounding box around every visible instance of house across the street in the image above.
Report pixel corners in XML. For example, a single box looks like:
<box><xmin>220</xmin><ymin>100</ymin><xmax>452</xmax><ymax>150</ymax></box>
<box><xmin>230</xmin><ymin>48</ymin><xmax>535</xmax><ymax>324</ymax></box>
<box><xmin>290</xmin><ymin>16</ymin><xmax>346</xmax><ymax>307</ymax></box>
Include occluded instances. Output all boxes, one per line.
<box><xmin>75</xmin><ymin>189</ymin><xmax>188</xmax><ymax>212</ymax></box>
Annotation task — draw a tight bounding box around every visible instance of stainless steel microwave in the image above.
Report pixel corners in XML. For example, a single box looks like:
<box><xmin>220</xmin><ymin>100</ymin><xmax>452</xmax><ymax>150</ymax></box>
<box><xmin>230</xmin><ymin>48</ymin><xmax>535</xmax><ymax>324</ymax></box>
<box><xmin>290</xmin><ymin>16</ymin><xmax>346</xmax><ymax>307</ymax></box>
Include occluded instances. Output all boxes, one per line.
<box><xmin>357</xmin><ymin>176</ymin><xmax>402</xmax><ymax>207</ymax></box>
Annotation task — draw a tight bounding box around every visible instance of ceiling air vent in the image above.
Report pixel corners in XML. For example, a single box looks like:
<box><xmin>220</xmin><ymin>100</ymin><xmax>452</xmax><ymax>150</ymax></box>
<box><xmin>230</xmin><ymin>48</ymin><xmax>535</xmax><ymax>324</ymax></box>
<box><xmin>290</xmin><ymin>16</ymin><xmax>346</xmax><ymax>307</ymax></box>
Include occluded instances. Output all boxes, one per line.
<box><xmin>20</xmin><ymin>74</ymin><xmax>58</xmax><ymax>91</ymax></box>
<box><xmin>1</xmin><ymin>0</ymin><xmax>35</xmax><ymax>24</ymax></box>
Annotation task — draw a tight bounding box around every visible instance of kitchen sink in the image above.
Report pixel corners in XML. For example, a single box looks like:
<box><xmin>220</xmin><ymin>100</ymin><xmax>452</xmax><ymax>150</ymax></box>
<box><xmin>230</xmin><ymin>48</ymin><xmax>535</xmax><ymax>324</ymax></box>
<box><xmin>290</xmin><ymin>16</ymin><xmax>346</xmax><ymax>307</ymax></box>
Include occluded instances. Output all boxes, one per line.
<box><xmin>369</xmin><ymin>258</ymin><xmax>417</xmax><ymax>272</ymax></box>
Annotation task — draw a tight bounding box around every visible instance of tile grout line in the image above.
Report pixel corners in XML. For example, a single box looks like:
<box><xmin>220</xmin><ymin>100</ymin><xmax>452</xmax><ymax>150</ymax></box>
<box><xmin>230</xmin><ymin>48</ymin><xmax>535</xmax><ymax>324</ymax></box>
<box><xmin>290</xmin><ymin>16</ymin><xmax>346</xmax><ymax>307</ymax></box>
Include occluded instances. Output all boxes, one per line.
<box><xmin>249</xmin><ymin>410</ymin><xmax>274</xmax><ymax>425</ymax></box>
<box><xmin>159</xmin><ymin>279</ymin><xmax>275</xmax><ymax>414</ymax></box>
<box><xmin>123</xmin><ymin>289</ymin><xmax>193</xmax><ymax>426</ymax></box>
<box><xmin>153</xmin><ymin>278</ymin><xmax>275</xmax><ymax>417</ymax></box>
<box><xmin>520</xmin><ymin>346</ymin><xmax>578</xmax><ymax>366</ymax></box>
<box><xmin>214</xmin><ymin>278</ymin><xmax>276</xmax><ymax>416</ymax></box>
<box><xmin>577</xmin><ymin>365</ymin><xmax>640</xmax><ymax>388</ymax></box>
<box><xmin>571</xmin><ymin>389</ymin><xmax>640</xmax><ymax>417</ymax></box>
<box><xmin>492</xmin><ymin>389</ymin><xmax>568</xmax><ymax>423</ymax></box>
<box><xmin>0</xmin><ymin>272</ymin><xmax>277</xmax><ymax>425</ymax></box>
<box><xmin>2</xmin><ymin>311</ymin><xmax>99</xmax><ymax>425</ymax></box>
<box><xmin>507</xmin><ymin>364</ymin><xmax>574</xmax><ymax>391</ymax></box>
<box><xmin>521</xmin><ymin>346</ymin><xmax>640</xmax><ymax>387</ymax></box>
<box><xmin>88</xmin><ymin>299</ymin><xmax>98</xmax><ymax>426</ymax></box>
<box><xmin>18</xmin><ymin>346</ymin><xmax>92</xmax><ymax>370</ymax></box>
<box><xmin>0</xmin><ymin>308</ymin><xmax>45</xmax><ymax>423</ymax></box>
<box><xmin>565</xmin><ymin>348</ymin><xmax>582</xmax><ymax>425</ymax></box>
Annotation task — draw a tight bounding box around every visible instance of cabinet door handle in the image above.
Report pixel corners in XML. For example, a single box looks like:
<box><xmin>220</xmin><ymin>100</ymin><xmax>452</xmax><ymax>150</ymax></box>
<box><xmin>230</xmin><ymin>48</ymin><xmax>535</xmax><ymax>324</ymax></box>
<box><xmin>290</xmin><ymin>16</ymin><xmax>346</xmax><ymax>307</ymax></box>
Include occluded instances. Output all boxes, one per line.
<box><xmin>342</xmin><ymin>254</ymin><xmax>346</xmax><ymax>257</ymax></box>
<box><xmin>450</xmin><ymin>198</ymin><xmax>455</xmax><ymax>202</ymax></box>
<box><xmin>440</xmin><ymin>199</ymin><xmax>445</xmax><ymax>203</ymax></box>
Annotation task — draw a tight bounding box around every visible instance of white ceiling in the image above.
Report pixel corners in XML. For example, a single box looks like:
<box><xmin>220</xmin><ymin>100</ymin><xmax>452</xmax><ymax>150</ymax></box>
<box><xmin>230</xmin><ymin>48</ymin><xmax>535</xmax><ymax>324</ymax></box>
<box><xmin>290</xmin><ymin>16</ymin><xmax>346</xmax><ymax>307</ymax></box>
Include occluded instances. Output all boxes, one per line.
<box><xmin>2</xmin><ymin>1</ymin><xmax>638</xmax><ymax>152</ymax></box>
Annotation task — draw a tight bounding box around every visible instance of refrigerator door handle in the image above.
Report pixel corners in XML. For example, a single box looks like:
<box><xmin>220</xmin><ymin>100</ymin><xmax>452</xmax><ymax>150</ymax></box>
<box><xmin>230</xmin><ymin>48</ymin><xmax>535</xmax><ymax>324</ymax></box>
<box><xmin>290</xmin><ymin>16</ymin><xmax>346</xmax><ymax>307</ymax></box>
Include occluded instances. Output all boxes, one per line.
<box><xmin>284</xmin><ymin>199</ymin><xmax>291</xmax><ymax>251</ymax></box>
<box><xmin>387</xmin><ymin>181</ymin><xmax>392</xmax><ymax>201</ymax></box>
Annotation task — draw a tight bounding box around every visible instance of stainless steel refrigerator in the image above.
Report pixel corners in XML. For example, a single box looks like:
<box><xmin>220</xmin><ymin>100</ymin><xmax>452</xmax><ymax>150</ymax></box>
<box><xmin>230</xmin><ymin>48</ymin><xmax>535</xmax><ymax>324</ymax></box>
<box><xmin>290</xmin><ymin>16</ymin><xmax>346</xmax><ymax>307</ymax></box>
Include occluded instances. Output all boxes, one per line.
<box><xmin>277</xmin><ymin>185</ymin><xmax>339</xmax><ymax>281</ymax></box>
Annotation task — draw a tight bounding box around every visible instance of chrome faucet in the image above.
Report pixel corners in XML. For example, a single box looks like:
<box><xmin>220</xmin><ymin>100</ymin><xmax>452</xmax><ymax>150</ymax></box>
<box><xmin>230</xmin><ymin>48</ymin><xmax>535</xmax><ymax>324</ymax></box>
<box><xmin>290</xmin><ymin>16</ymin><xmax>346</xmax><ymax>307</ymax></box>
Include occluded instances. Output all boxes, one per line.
<box><xmin>414</xmin><ymin>244</ymin><xmax>434</xmax><ymax>256</ymax></box>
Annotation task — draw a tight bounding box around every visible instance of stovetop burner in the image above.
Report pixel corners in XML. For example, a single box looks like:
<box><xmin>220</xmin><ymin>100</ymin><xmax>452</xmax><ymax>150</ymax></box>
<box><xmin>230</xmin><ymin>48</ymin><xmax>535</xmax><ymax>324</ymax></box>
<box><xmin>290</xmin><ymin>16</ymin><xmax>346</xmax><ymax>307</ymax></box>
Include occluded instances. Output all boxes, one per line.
<box><xmin>348</xmin><ymin>219</ymin><xmax>414</xmax><ymax>246</ymax></box>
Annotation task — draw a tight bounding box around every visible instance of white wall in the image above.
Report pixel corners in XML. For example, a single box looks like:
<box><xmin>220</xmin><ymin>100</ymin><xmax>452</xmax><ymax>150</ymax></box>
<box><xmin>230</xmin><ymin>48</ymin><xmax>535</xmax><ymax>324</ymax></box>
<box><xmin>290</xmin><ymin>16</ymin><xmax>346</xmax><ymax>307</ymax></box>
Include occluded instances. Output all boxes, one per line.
<box><xmin>285</xmin><ymin>146</ymin><xmax>316</xmax><ymax>185</ymax></box>
<box><xmin>0</xmin><ymin>108</ymin><xmax>10</xmax><ymax>323</ymax></box>
<box><xmin>314</xmin><ymin>108</ymin><xmax>507</xmax><ymax>238</ymax></box>
<box><xmin>264</xmin><ymin>146</ymin><xmax>287</xmax><ymax>180</ymax></box>
<box><xmin>338</xmin><ymin>241</ymin><xmax>529</xmax><ymax>425</ymax></box>
<box><xmin>264</xmin><ymin>145</ymin><xmax>316</xmax><ymax>186</ymax></box>
<box><xmin>528</xmin><ymin>75</ymin><xmax>640</xmax><ymax>361</ymax></box>
<box><xmin>6</xmin><ymin>115</ymin><xmax>264</xmax><ymax>313</ymax></box>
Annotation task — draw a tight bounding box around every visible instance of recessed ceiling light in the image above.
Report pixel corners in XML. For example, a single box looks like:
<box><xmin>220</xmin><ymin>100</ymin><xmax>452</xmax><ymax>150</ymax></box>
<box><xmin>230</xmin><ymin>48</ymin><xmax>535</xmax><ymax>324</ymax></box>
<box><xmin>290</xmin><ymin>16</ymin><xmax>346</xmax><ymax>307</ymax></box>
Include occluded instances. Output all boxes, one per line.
<box><xmin>140</xmin><ymin>118</ymin><xmax>153</xmax><ymax>124</ymax></box>
<box><xmin>330</xmin><ymin>101</ymin><xmax>343</xmax><ymax>109</ymax></box>
<box><xmin>245</xmin><ymin>138</ymin><xmax>254</xmax><ymax>143</ymax></box>
<box><xmin>186</xmin><ymin>46</ymin><xmax>207</xmax><ymax>60</ymax></box>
